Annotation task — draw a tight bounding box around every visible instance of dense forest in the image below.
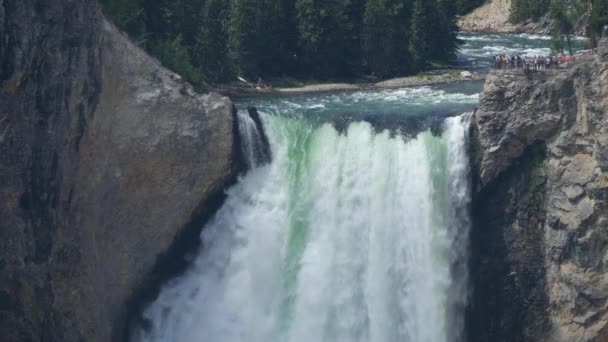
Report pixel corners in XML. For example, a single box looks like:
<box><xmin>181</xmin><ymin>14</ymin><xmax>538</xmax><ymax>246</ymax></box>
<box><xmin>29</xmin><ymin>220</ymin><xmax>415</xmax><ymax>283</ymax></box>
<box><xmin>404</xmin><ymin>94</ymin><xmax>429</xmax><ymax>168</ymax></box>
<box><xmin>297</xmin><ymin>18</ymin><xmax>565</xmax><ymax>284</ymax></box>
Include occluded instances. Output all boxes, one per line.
<box><xmin>101</xmin><ymin>0</ymin><xmax>484</xmax><ymax>89</ymax></box>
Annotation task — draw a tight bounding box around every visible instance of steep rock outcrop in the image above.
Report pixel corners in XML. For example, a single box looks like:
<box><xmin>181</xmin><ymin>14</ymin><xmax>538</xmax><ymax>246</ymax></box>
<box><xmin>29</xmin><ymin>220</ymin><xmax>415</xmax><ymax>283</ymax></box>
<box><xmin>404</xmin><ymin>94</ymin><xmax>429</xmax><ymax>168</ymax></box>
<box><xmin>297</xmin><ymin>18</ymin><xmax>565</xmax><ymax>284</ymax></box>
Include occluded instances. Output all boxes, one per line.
<box><xmin>458</xmin><ymin>0</ymin><xmax>518</xmax><ymax>33</ymax></box>
<box><xmin>0</xmin><ymin>1</ymin><xmax>239</xmax><ymax>341</ymax></box>
<box><xmin>469</xmin><ymin>53</ymin><xmax>608</xmax><ymax>341</ymax></box>
<box><xmin>458</xmin><ymin>0</ymin><xmax>552</xmax><ymax>34</ymax></box>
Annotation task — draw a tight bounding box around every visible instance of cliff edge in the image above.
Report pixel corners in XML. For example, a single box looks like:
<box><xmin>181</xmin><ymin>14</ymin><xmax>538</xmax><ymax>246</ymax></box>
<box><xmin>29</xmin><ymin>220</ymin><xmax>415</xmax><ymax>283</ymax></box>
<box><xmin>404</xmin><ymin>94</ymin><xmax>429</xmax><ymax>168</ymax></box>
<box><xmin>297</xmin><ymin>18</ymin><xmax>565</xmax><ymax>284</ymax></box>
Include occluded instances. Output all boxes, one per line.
<box><xmin>469</xmin><ymin>47</ymin><xmax>608</xmax><ymax>341</ymax></box>
<box><xmin>0</xmin><ymin>1</ymin><xmax>239</xmax><ymax>341</ymax></box>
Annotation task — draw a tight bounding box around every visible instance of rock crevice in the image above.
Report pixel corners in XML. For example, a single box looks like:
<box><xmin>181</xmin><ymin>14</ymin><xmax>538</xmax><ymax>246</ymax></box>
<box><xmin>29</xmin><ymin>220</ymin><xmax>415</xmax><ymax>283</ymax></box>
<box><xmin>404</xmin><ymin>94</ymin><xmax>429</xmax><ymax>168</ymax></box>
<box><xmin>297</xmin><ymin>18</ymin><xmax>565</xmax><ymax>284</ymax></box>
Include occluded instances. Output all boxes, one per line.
<box><xmin>469</xmin><ymin>54</ymin><xmax>608</xmax><ymax>341</ymax></box>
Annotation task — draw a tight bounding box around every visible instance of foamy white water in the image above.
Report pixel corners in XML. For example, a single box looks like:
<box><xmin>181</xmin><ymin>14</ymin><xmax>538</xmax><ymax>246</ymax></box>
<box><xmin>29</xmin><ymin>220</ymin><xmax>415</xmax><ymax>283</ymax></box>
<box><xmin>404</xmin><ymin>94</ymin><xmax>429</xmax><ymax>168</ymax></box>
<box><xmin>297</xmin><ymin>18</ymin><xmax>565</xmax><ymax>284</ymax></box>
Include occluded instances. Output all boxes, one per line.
<box><xmin>134</xmin><ymin>110</ymin><xmax>472</xmax><ymax>342</ymax></box>
<box><xmin>457</xmin><ymin>32</ymin><xmax>588</xmax><ymax>69</ymax></box>
<box><xmin>236</xmin><ymin>109</ymin><xmax>269</xmax><ymax>169</ymax></box>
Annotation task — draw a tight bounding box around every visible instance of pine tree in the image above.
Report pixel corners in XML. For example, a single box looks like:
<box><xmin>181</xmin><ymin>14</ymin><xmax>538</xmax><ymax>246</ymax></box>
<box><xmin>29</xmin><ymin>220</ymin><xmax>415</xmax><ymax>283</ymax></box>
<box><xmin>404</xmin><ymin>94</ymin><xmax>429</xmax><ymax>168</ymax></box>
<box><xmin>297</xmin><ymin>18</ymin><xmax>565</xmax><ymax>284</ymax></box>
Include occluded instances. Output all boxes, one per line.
<box><xmin>102</xmin><ymin>0</ymin><xmax>464</xmax><ymax>85</ymax></box>
<box><xmin>590</xmin><ymin>0</ymin><xmax>608</xmax><ymax>45</ymax></box>
<box><xmin>149</xmin><ymin>35</ymin><xmax>203</xmax><ymax>88</ymax></box>
<box><xmin>346</xmin><ymin>0</ymin><xmax>368</xmax><ymax>74</ymax></box>
<box><xmin>409</xmin><ymin>0</ymin><xmax>431</xmax><ymax>71</ymax></box>
<box><xmin>193</xmin><ymin>0</ymin><xmax>236</xmax><ymax>83</ymax></box>
<box><xmin>363</xmin><ymin>0</ymin><xmax>413</xmax><ymax>77</ymax></box>
<box><xmin>255</xmin><ymin>0</ymin><xmax>300</xmax><ymax>76</ymax></box>
<box><xmin>101</xmin><ymin>0</ymin><xmax>147</xmax><ymax>40</ymax></box>
<box><xmin>429</xmin><ymin>0</ymin><xmax>460</xmax><ymax>63</ymax></box>
<box><xmin>455</xmin><ymin>0</ymin><xmax>486</xmax><ymax>15</ymax></box>
<box><xmin>230</xmin><ymin>0</ymin><xmax>261</xmax><ymax>78</ymax></box>
<box><xmin>295</xmin><ymin>0</ymin><xmax>359</xmax><ymax>77</ymax></box>
<box><xmin>550</xmin><ymin>0</ymin><xmax>575</xmax><ymax>55</ymax></box>
<box><xmin>510</xmin><ymin>0</ymin><xmax>550</xmax><ymax>23</ymax></box>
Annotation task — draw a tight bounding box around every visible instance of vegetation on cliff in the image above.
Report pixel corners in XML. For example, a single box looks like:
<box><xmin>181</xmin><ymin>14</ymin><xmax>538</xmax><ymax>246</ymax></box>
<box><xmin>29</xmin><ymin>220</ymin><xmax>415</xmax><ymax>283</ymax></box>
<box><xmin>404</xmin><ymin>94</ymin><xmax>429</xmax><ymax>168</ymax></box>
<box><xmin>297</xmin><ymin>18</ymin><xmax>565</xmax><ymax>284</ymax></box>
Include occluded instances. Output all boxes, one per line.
<box><xmin>590</xmin><ymin>0</ymin><xmax>608</xmax><ymax>42</ymax></box>
<box><xmin>509</xmin><ymin>0</ymin><xmax>551</xmax><ymax>23</ymax></box>
<box><xmin>510</xmin><ymin>0</ymin><xmax>608</xmax><ymax>50</ymax></box>
<box><xmin>100</xmin><ymin>0</ymin><xmax>482</xmax><ymax>88</ymax></box>
<box><xmin>456</xmin><ymin>0</ymin><xmax>487</xmax><ymax>14</ymax></box>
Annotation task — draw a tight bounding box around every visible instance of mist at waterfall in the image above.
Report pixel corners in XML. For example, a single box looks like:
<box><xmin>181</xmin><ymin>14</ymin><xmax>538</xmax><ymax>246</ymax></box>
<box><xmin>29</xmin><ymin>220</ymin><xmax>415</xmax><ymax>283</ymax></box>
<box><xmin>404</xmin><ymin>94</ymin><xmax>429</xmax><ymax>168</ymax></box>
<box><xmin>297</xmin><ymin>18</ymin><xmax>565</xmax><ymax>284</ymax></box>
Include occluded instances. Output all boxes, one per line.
<box><xmin>134</xmin><ymin>108</ymin><xmax>472</xmax><ymax>342</ymax></box>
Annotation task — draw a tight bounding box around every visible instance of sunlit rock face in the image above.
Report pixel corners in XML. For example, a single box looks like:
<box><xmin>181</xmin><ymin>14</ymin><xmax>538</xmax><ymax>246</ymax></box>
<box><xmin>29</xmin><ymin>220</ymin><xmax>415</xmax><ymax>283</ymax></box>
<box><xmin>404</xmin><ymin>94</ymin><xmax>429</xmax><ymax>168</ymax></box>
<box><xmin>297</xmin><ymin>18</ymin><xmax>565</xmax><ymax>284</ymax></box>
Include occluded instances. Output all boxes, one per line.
<box><xmin>469</xmin><ymin>52</ymin><xmax>608</xmax><ymax>341</ymax></box>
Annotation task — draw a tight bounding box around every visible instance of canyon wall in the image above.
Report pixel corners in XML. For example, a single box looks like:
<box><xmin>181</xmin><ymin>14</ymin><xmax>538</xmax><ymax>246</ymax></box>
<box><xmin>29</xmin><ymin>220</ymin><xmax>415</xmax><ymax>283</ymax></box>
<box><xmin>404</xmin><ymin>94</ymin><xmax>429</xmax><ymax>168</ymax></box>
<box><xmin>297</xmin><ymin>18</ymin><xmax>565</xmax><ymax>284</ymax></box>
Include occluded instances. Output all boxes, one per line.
<box><xmin>0</xmin><ymin>1</ymin><xmax>240</xmax><ymax>341</ymax></box>
<box><xmin>458</xmin><ymin>0</ymin><xmax>553</xmax><ymax>34</ymax></box>
<box><xmin>469</xmin><ymin>48</ymin><xmax>608</xmax><ymax>341</ymax></box>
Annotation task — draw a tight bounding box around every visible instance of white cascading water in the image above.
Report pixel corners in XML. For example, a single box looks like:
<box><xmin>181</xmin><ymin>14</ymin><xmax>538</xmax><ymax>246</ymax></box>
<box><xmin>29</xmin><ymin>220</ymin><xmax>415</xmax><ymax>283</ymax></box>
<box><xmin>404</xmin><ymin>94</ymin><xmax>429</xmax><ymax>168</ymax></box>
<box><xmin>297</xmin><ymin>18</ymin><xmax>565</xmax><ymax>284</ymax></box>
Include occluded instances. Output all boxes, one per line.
<box><xmin>236</xmin><ymin>110</ymin><xmax>269</xmax><ymax>169</ymax></box>
<box><xmin>134</xmin><ymin>112</ymin><xmax>472</xmax><ymax>342</ymax></box>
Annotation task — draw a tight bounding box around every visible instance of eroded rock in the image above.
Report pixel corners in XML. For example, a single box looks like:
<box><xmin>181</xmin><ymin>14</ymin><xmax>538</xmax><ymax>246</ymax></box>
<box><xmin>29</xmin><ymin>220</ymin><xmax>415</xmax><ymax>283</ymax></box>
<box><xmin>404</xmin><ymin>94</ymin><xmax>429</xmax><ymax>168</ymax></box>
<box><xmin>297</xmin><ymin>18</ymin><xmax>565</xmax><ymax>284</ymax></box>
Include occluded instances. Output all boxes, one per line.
<box><xmin>470</xmin><ymin>51</ymin><xmax>608</xmax><ymax>341</ymax></box>
<box><xmin>0</xmin><ymin>2</ymin><xmax>239</xmax><ymax>341</ymax></box>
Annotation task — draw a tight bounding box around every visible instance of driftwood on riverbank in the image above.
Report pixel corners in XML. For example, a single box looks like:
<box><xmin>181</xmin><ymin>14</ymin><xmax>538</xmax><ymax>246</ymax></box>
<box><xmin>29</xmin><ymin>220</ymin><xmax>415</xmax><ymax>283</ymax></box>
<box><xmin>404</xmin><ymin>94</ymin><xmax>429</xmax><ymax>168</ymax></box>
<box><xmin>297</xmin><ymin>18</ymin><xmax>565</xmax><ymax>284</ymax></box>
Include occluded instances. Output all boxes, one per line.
<box><xmin>214</xmin><ymin>70</ymin><xmax>485</xmax><ymax>97</ymax></box>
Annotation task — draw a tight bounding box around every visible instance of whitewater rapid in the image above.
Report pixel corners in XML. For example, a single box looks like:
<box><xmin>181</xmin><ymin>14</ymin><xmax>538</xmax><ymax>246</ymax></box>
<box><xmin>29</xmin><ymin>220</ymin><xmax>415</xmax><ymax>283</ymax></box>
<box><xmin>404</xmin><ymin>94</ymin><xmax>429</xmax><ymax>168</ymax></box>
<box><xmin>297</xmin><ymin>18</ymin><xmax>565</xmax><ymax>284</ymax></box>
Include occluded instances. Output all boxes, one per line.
<box><xmin>134</xmin><ymin>111</ymin><xmax>472</xmax><ymax>342</ymax></box>
<box><xmin>457</xmin><ymin>32</ymin><xmax>589</xmax><ymax>69</ymax></box>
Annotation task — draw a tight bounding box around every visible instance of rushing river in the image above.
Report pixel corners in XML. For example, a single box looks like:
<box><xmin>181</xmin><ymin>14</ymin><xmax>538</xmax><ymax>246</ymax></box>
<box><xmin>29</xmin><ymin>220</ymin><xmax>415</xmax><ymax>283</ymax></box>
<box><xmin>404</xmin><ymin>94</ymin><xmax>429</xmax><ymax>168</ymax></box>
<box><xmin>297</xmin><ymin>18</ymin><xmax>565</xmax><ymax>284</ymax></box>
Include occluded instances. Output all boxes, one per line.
<box><xmin>458</xmin><ymin>32</ymin><xmax>589</xmax><ymax>69</ymax></box>
<box><xmin>133</xmin><ymin>33</ymin><xmax>585</xmax><ymax>342</ymax></box>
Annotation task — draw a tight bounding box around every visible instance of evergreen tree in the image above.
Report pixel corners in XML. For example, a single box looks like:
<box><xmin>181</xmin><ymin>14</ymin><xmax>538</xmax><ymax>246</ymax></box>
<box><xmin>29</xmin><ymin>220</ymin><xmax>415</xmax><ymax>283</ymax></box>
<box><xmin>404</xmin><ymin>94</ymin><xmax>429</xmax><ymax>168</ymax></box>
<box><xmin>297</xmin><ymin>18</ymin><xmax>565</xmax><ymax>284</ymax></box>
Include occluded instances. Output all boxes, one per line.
<box><xmin>231</xmin><ymin>0</ymin><xmax>302</xmax><ymax>78</ymax></box>
<box><xmin>159</xmin><ymin>0</ymin><xmax>206</xmax><ymax>46</ymax></box>
<box><xmin>101</xmin><ymin>0</ymin><xmax>146</xmax><ymax>40</ymax></box>
<box><xmin>193</xmin><ymin>0</ymin><xmax>236</xmax><ymax>83</ymax></box>
<box><xmin>255</xmin><ymin>0</ymin><xmax>300</xmax><ymax>76</ymax></box>
<box><xmin>230</xmin><ymin>0</ymin><xmax>261</xmax><ymax>78</ymax></box>
<box><xmin>295</xmin><ymin>0</ymin><xmax>359</xmax><ymax>77</ymax></box>
<box><xmin>409</xmin><ymin>0</ymin><xmax>432</xmax><ymax>71</ymax></box>
<box><xmin>510</xmin><ymin>0</ymin><xmax>551</xmax><ymax>23</ymax></box>
<box><xmin>430</xmin><ymin>0</ymin><xmax>460</xmax><ymax>63</ymax></box>
<box><xmin>550</xmin><ymin>0</ymin><xmax>575</xmax><ymax>55</ymax></box>
<box><xmin>101</xmin><ymin>0</ymin><xmax>465</xmax><ymax>86</ymax></box>
<box><xmin>346</xmin><ymin>0</ymin><xmax>368</xmax><ymax>73</ymax></box>
<box><xmin>363</xmin><ymin>0</ymin><xmax>413</xmax><ymax>77</ymax></box>
<box><xmin>590</xmin><ymin>0</ymin><xmax>608</xmax><ymax>45</ymax></box>
<box><xmin>149</xmin><ymin>35</ymin><xmax>203</xmax><ymax>88</ymax></box>
<box><xmin>455</xmin><ymin>0</ymin><xmax>486</xmax><ymax>15</ymax></box>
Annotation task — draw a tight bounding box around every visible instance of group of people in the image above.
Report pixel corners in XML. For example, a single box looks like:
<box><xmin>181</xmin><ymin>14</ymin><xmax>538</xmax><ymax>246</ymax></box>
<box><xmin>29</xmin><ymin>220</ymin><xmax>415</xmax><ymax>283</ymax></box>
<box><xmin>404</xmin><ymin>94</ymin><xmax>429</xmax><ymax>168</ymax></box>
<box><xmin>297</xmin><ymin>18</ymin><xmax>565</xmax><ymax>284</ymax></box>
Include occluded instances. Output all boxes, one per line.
<box><xmin>492</xmin><ymin>54</ymin><xmax>575</xmax><ymax>70</ymax></box>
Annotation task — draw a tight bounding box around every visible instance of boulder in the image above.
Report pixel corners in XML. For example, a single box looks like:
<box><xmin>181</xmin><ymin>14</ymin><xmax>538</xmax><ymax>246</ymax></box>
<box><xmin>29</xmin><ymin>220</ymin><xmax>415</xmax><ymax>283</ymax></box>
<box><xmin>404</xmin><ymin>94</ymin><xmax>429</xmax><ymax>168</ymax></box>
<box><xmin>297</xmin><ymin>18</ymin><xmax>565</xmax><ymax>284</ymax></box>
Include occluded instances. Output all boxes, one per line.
<box><xmin>461</xmin><ymin>71</ymin><xmax>473</xmax><ymax>79</ymax></box>
<box><xmin>0</xmin><ymin>2</ymin><xmax>240</xmax><ymax>341</ymax></box>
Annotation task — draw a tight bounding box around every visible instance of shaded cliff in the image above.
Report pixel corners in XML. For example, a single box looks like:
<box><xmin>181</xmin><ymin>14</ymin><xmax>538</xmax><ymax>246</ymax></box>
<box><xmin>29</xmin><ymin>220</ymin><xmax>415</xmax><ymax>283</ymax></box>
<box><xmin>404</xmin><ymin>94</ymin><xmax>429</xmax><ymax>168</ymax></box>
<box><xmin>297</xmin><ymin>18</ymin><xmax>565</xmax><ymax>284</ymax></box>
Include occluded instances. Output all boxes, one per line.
<box><xmin>0</xmin><ymin>1</ymin><xmax>240</xmax><ymax>341</ymax></box>
<box><xmin>469</xmin><ymin>47</ymin><xmax>608</xmax><ymax>341</ymax></box>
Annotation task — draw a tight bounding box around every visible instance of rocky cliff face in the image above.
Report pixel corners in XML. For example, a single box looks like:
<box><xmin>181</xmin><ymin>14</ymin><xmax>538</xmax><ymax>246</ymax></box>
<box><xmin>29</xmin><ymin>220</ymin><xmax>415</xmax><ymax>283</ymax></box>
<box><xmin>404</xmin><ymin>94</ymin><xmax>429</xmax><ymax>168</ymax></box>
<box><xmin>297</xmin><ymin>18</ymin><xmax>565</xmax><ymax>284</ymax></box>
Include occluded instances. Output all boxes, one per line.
<box><xmin>458</xmin><ymin>0</ymin><xmax>553</xmax><ymax>34</ymax></box>
<box><xmin>468</xmin><ymin>50</ymin><xmax>608</xmax><ymax>341</ymax></box>
<box><xmin>0</xmin><ymin>1</ymin><xmax>240</xmax><ymax>341</ymax></box>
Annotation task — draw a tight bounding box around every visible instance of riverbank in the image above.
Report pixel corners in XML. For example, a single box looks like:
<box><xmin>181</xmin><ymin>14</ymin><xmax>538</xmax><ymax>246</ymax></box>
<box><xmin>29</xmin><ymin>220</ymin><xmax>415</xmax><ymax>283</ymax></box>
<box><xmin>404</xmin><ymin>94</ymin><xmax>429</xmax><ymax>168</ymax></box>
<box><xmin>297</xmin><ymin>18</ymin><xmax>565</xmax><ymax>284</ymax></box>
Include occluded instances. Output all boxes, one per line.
<box><xmin>214</xmin><ymin>69</ymin><xmax>485</xmax><ymax>97</ymax></box>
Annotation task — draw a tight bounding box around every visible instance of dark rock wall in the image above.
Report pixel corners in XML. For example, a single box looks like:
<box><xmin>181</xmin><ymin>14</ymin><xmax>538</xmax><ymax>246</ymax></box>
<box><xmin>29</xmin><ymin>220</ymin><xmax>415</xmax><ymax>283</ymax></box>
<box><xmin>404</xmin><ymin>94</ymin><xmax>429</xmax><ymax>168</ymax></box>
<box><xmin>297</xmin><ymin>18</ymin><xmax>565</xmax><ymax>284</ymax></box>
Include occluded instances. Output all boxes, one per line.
<box><xmin>469</xmin><ymin>52</ymin><xmax>608</xmax><ymax>341</ymax></box>
<box><xmin>468</xmin><ymin>143</ymin><xmax>550</xmax><ymax>342</ymax></box>
<box><xmin>0</xmin><ymin>1</ymin><xmax>239</xmax><ymax>341</ymax></box>
<box><xmin>0</xmin><ymin>1</ymin><xmax>102</xmax><ymax>340</ymax></box>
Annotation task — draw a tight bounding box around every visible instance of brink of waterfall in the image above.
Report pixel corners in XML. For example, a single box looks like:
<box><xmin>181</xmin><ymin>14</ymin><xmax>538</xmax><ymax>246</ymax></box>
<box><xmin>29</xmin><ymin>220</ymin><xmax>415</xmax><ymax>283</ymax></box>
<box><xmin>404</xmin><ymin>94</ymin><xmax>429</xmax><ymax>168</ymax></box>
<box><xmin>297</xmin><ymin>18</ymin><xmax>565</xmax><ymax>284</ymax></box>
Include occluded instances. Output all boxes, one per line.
<box><xmin>236</xmin><ymin>108</ymin><xmax>272</xmax><ymax>169</ymax></box>
<box><xmin>134</xmin><ymin>105</ymin><xmax>473</xmax><ymax>342</ymax></box>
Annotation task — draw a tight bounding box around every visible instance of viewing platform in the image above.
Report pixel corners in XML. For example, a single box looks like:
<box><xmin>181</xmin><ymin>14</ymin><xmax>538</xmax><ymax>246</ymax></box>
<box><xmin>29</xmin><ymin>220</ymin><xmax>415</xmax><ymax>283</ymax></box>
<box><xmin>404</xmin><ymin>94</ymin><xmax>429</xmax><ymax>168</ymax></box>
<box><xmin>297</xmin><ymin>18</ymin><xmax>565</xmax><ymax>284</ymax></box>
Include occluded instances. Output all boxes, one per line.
<box><xmin>490</xmin><ymin>52</ymin><xmax>597</xmax><ymax>76</ymax></box>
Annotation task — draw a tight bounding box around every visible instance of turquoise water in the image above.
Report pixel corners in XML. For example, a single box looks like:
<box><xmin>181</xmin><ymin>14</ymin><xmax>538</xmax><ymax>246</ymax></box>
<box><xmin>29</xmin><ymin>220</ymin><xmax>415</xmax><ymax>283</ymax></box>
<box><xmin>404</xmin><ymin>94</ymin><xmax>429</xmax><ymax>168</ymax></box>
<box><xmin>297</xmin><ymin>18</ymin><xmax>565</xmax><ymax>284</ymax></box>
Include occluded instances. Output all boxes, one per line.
<box><xmin>236</xmin><ymin>81</ymin><xmax>481</xmax><ymax>118</ymax></box>
<box><xmin>134</xmin><ymin>33</ymin><xmax>570</xmax><ymax>342</ymax></box>
<box><xmin>234</xmin><ymin>81</ymin><xmax>481</xmax><ymax>139</ymax></box>
<box><xmin>136</xmin><ymin>112</ymin><xmax>473</xmax><ymax>342</ymax></box>
<box><xmin>458</xmin><ymin>32</ymin><xmax>589</xmax><ymax>69</ymax></box>
<box><xmin>136</xmin><ymin>82</ymin><xmax>477</xmax><ymax>341</ymax></box>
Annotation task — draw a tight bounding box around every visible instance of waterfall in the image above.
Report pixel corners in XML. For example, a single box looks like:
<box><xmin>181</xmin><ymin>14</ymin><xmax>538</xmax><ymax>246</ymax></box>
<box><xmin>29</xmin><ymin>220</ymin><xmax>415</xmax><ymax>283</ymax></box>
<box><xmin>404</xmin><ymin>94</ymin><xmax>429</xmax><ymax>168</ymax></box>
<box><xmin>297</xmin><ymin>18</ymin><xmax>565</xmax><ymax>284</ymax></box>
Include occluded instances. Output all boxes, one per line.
<box><xmin>134</xmin><ymin>112</ymin><xmax>472</xmax><ymax>342</ymax></box>
<box><xmin>236</xmin><ymin>109</ymin><xmax>271</xmax><ymax>169</ymax></box>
